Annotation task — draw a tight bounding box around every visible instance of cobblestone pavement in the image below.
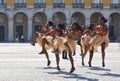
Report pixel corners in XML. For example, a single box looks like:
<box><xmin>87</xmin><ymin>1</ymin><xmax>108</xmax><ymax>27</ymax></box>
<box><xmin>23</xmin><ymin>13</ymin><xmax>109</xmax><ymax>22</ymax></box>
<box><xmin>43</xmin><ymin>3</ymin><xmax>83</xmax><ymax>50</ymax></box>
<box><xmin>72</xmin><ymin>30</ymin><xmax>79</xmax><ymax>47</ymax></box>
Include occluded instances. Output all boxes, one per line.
<box><xmin>0</xmin><ymin>43</ymin><xmax>120</xmax><ymax>81</ymax></box>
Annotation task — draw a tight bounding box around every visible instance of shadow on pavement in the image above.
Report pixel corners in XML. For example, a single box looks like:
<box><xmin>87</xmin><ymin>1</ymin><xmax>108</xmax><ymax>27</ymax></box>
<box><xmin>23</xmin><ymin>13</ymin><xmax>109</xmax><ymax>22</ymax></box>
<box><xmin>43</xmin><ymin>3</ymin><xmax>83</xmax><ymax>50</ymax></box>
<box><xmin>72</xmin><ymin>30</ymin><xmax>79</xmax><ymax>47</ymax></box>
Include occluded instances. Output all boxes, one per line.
<box><xmin>36</xmin><ymin>66</ymin><xmax>65</xmax><ymax>70</ymax></box>
<box><xmin>87</xmin><ymin>72</ymin><xmax>120</xmax><ymax>78</ymax></box>
<box><xmin>88</xmin><ymin>66</ymin><xmax>111</xmax><ymax>71</ymax></box>
<box><xmin>101</xmin><ymin>72</ymin><xmax>120</xmax><ymax>78</ymax></box>
<box><xmin>46</xmin><ymin>70</ymin><xmax>99</xmax><ymax>81</ymax></box>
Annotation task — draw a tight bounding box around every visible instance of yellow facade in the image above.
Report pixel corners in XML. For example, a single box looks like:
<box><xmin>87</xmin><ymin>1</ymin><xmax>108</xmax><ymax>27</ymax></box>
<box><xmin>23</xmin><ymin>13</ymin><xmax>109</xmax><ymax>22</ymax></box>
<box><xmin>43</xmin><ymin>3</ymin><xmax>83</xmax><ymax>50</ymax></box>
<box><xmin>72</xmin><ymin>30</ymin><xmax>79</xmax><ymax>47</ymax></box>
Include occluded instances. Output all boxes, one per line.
<box><xmin>6</xmin><ymin>0</ymin><xmax>15</xmax><ymax>6</ymax></box>
<box><xmin>46</xmin><ymin>0</ymin><xmax>54</xmax><ymax>6</ymax></box>
<box><xmin>84</xmin><ymin>0</ymin><xmax>92</xmax><ymax>7</ymax></box>
<box><xmin>103</xmin><ymin>0</ymin><xmax>111</xmax><ymax>6</ymax></box>
<box><xmin>4</xmin><ymin>0</ymin><xmax>112</xmax><ymax>39</ymax></box>
<box><xmin>64</xmin><ymin>0</ymin><xmax>72</xmax><ymax>6</ymax></box>
<box><xmin>26</xmin><ymin>0</ymin><xmax>34</xmax><ymax>6</ymax></box>
<box><xmin>2</xmin><ymin>0</ymin><xmax>120</xmax><ymax>42</ymax></box>
<box><xmin>6</xmin><ymin>0</ymin><xmax>111</xmax><ymax>7</ymax></box>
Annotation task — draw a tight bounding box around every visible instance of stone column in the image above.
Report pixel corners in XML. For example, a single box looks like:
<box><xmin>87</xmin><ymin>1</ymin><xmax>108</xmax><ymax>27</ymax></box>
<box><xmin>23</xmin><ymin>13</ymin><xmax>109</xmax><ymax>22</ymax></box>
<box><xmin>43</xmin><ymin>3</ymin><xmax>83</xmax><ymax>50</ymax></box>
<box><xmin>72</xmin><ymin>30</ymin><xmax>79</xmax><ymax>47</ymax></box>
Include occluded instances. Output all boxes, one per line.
<box><xmin>27</xmin><ymin>18</ymin><xmax>32</xmax><ymax>41</ymax></box>
<box><xmin>85</xmin><ymin>18</ymin><xmax>90</xmax><ymax>27</ymax></box>
<box><xmin>66</xmin><ymin>8</ymin><xmax>71</xmax><ymax>27</ymax></box>
<box><xmin>117</xmin><ymin>18</ymin><xmax>120</xmax><ymax>41</ymax></box>
<box><xmin>85</xmin><ymin>16</ymin><xmax>90</xmax><ymax>27</ymax></box>
<box><xmin>8</xmin><ymin>18</ymin><xmax>14</xmax><ymax>41</ymax></box>
<box><xmin>84</xmin><ymin>12</ymin><xmax>91</xmax><ymax>27</ymax></box>
<box><xmin>103</xmin><ymin>12</ymin><xmax>109</xmax><ymax>28</ymax></box>
<box><xmin>104</xmin><ymin>13</ymin><xmax>110</xmax><ymax>37</ymax></box>
<box><xmin>46</xmin><ymin>9</ymin><xmax>52</xmax><ymax>21</ymax></box>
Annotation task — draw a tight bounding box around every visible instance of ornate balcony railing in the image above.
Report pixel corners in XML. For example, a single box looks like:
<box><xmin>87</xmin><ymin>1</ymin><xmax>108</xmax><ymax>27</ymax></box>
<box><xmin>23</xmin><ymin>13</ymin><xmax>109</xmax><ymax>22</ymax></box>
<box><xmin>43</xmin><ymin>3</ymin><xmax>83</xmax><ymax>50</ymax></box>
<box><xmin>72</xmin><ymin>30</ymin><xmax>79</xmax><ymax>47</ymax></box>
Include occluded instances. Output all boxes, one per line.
<box><xmin>110</xmin><ymin>4</ymin><xmax>120</xmax><ymax>9</ymax></box>
<box><xmin>0</xmin><ymin>3</ymin><xmax>7</xmax><ymax>8</ymax></box>
<box><xmin>34</xmin><ymin>3</ymin><xmax>46</xmax><ymax>8</ymax></box>
<box><xmin>53</xmin><ymin>3</ymin><xmax>65</xmax><ymax>8</ymax></box>
<box><xmin>72</xmin><ymin>3</ymin><xmax>84</xmax><ymax>8</ymax></box>
<box><xmin>92</xmin><ymin>3</ymin><xmax>103</xmax><ymax>8</ymax></box>
<box><xmin>14</xmin><ymin>3</ymin><xmax>26</xmax><ymax>8</ymax></box>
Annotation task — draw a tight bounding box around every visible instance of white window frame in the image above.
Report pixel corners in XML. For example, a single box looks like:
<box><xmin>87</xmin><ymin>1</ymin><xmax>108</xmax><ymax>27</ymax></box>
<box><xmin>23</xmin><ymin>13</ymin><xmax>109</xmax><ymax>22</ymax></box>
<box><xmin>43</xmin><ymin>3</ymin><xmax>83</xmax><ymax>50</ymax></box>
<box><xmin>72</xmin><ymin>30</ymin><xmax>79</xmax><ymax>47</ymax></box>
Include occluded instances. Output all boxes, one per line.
<box><xmin>54</xmin><ymin>0</ymin><xmax>64</xmax><ymax>3</ymax></box>
<box><xmin>16</xmin><ymin>0</ymin><xmax>25</xmax><ymax>3</ymax></box>
<box><xmin>35</xmin><ymin>0</ymin><xmax>45</xmax><ymax>3</ymax></box>
<box><xmin>0</xmin><ymin>0</ymin><xmax>5</xmax><ymax>3</ymax></box>
<box><xmin>111</xmin><ymin>0</ymin><xmax>120</xmax><ymax>4</ymax></box>
<box><xmin>73</xmin><ymin>0</ymin><xmax>83</xmax><ymax>3</ymax></box>
<box><xmin>92</xmin><ymin>0</ymin><xmax>102</xmax><ymax>3</ymax></box>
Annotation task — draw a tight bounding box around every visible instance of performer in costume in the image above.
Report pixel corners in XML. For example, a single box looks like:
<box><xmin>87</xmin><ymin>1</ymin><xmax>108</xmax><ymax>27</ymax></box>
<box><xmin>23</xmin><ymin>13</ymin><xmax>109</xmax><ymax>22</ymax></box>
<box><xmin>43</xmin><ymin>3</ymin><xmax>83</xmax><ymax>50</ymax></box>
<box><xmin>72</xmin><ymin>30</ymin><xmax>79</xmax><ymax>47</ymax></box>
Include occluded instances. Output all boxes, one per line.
<box><xmin>66</xmin><ymin>23</ymin><xmax>82</xmax><ymax>41</ymax></box>
<box><xmin>81</xmin><ymin>24</ymin><xmax>95</xmax><ymax>52</ymax></box>
<box><xmin>84</xmin><ymin>17</ymin><xmax>109</xmax><ymax>67</ymax></box>
<box><xmin>31</xmin><ymin>21</ymin><xmax>54</xmax><ymax>46</ymax></box>
<box><xmin>80</xmin><ymin>24</ymin><xmax>95</xmax><ymax>66</ymax></box>
<box><xmin>64</xmin><ymin>23</ymin><xmax>82</xmax><ymax>56</ymax></box>
<box><xmin>39</xmin><ymin>24</ymin><xmax>65</xmax><ymax>54</ymax></box>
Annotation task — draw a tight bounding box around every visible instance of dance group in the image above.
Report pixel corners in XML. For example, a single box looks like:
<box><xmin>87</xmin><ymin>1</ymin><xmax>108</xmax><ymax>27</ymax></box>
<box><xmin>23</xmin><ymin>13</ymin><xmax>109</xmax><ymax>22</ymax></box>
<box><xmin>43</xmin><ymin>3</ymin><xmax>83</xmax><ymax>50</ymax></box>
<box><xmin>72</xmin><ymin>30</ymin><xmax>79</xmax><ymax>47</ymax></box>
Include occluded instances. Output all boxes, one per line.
<box><xmin>31</xmin><ymin>16</ymin><xmax>109</xmax><ymax>73</ymax></box>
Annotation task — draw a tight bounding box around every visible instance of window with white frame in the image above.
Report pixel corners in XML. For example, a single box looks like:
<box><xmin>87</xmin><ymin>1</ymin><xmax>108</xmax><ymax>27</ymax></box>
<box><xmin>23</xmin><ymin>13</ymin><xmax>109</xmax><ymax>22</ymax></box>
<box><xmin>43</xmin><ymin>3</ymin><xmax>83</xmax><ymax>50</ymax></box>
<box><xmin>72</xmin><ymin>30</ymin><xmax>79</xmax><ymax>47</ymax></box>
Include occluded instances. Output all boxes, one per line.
<box><xmin>111</xmin><ymin>0</ymin><xmax>120</xmax><ymax>4</ymax></box>
<box><xmin>16</xmin><ymin>0</ymin><xmax>25</xmax><ymax>3</ymax></box>
<box><xmin>73</xmin><ymin>0</ymin><xmax>83</xmax><ymax>3</ymax></box>
<box><xmin>0</xmin><ymin>0</ymin><xmax>5</xmax><ymax>3</ymax></box>
<box><xmin>36</xmin><ymin>0</ymin><xmax>45</xmax><ymax>3</ymax></box>
<box><xmin>54</xmin><ymin>0</ymin><xmax>64</xmax><ymax>3</ymax></box>
<box><xmin>92</xmin><ymin>0</ymin><xmax>102</xmax><ymax>3</ymax></box>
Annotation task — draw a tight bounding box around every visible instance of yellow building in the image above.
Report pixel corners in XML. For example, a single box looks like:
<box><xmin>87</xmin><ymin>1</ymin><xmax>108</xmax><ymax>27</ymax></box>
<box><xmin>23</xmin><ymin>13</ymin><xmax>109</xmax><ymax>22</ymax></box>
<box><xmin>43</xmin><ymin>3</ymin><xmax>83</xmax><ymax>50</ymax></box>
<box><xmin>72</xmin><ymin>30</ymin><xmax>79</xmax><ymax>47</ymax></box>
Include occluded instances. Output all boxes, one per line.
<box><xmin>0</xmin><ymin>0</ymin><xmax>120</xmax><ymax>42</ymax></box>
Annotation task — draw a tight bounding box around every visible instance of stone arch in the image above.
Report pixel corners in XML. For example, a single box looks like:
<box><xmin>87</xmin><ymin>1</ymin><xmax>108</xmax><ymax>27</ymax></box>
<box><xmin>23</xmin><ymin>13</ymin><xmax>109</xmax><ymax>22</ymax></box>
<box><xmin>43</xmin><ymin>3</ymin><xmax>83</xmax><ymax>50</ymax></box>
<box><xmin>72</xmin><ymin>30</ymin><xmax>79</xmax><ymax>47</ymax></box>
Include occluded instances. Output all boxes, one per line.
<box><xmin>33</xmin><ymin>12</ymin><xmax>47</xmax><ymax>33</ymax></box>
<box><xmin>71</xmin><ymin>12</ymin><xmax>85</xmax><ymax>26</ymax></box>
<box><xmin>13</xmin><ymin>12</ymin><xmax>28</xmax><ymax>40</ymax></box>
<box><xmin>52</xmin><ymin>12</ymin><xmax>66</xmax><ymax>26</ymax></box>
<box><xmin>90</xmin><ymin>12</ymin><xmax>103</xmax><ymax>25</ymax></box>
<box><xmin>109</xmin><ymin>12</ymin><xmax>120</xmax><ymax>42</ymax></box>
<box><xmin>0</xmin><ymin>12</ymin><xmax>8</xmax><ymax>41</ymax></box>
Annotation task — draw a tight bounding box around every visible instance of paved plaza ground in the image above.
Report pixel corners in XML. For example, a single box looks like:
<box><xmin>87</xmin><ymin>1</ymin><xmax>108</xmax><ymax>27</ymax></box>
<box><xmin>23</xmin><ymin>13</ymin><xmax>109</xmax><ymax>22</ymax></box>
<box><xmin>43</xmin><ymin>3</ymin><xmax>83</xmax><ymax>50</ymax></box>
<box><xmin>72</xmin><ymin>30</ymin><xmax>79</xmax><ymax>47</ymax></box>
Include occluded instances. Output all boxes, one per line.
<box><xmin>0</xmin><ymin>43</ymin><xmax>120</xmax><ymax>81</ymax></box>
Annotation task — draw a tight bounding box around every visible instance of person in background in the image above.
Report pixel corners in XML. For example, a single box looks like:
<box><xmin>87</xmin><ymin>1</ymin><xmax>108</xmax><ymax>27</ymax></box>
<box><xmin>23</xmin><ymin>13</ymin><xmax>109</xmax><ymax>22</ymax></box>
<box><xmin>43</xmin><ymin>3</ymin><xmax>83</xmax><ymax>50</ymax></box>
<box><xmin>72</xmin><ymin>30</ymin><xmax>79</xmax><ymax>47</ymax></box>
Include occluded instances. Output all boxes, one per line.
<box><xmin>21</xmin><ymin>35</ymin><xmax>25</xmax><ymax>42</ymax></box>
<box><xmin>15</xmin><ymin>32</ymin><xmax>19</xmax><ymax>43</ymax></box>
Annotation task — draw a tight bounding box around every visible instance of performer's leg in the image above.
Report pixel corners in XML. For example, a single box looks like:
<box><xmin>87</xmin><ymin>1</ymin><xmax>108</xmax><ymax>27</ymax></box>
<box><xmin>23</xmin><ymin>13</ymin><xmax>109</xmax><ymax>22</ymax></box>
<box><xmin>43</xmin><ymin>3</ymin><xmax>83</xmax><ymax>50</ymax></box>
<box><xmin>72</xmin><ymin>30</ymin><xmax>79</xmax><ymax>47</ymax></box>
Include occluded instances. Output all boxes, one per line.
<box><xmin>80</xmin><ymin>44</ymin><xmax>83</xmax><ymax>55</ymax></box>
<box><xmin>84</xmin><ymin>36</ymin><xmax>97</xmax><ymax>55</ymax></box>
<box><xmin>101</xmin><ymin>43</ymin><xmax>106</xmax><ymax>67</ymax></box>
<box><xmin>82</xmin><ymin>57</ymin><xmax>85</xmax><ymax>66</ymax></box>
<box><xmin>55</xmin><ymin>54</ymin><xmax>60</xmax><ymax>70</ymax></box>
<box><xmin>73</xmin><ymin>50</ymin><xmax>76</xmax><ymax>56</ymax></box>
<box><xmin>64</xmin><ymin>42</ymin><xmax>75</xmax><ymax>73</ymax></box>
<box><xmin>31</xmin><ymin>34</ymin><xmax>37</xmax><ymax>46</ymax></box>
<box><xmin>84</xmin><ymin>44</ymin><xmax>92</xmax><ymax>55</ymax></box>
<box><xmin>39</xmin><ymin>38</ymin><xmax>47</xmax><ymax>54</ymax></box>
<box><xmin>68</xmin><ymin>49</ymin><xmax>75</xmax><ymax>73</ymax></box>
<box><xmin>88</xmin><ymin>48</ymin><xmax>94</xmax><ymax>67</ymax></box>
<box><xmin>45</xmin><ymin>52</ymin><xmax>51</xmax><ymax>66</ymax></box>
<box><xmin>80</xmin><ymin>44</ymin><xmax>85</xmax><ymax>66</ymax></box>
